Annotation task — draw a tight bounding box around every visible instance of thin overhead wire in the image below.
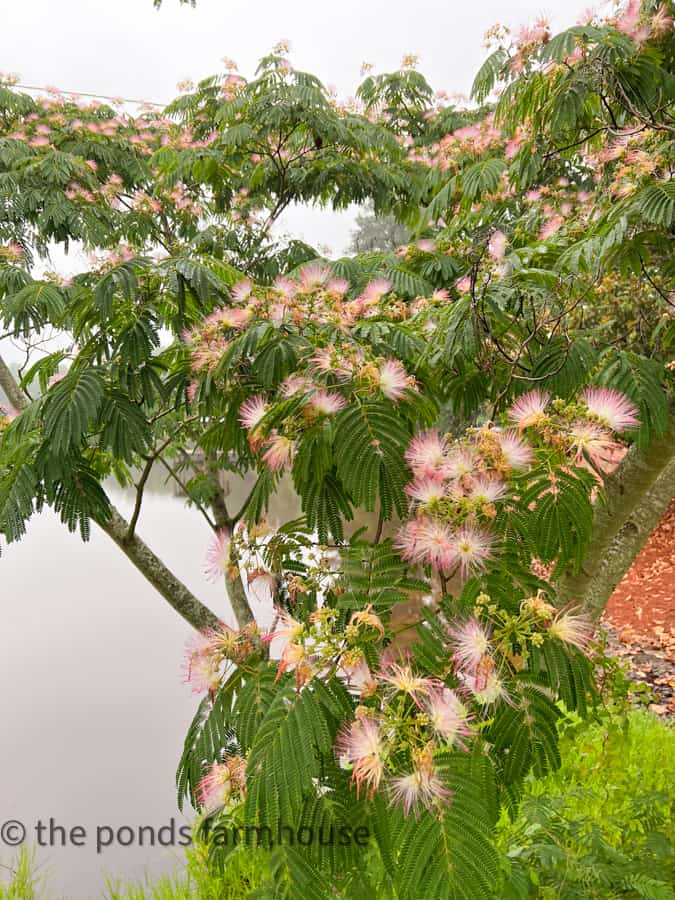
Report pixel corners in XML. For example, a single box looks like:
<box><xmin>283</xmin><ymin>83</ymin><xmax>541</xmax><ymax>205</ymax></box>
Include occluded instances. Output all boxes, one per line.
<box><xmin>14</xmin><ymin>82</ymin><xmax>166</xmax><ymax>108</ymax></box>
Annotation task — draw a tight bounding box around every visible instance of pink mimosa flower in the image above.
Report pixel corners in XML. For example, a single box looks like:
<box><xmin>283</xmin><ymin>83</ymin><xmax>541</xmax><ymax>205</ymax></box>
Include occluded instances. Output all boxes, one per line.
<box><xmin>299</xmin><ymin>263</ymin><xmax>330</xmax><ymax>289</ymax></box>
<box><xmin>196</xmin><ymin>757</ymin><xmax>247</xmax><ymax>811</ymax></box>
<box><xmin>325</xmin><ymin>277</ymin><xmax>350</xmax><ymax>295</ymax></box>
<box><xmin>378</xmin><ymin>359</ymin><xmax>413</xmax><ymax>401</ymax></box>
<box><xmin>405</xmin><ymin>431</ymin><xmax>447</xmax><ymax>478</ymax></box>
<box><xmin>468</xmin><ymin>476</ymin><xmax>507</xmax><ymax>503</ymax></box>
<box><xmin>458</xmin><ymin>669</ymin><xmax>509</xmax><ymax>706</ymax></box>
<box><xmin>308</xmin><ymin>390</ymin><xmax>347</xmax><ymax>415</ymax></box>
<box><xmin>449</xmin><ymin>617</ymin><xmax>492</xmax><ymax>673</ymax></box>
<box><xmin>416</xmin><ymin>239</ymin><xmax>436</xmax><ymax>253</ymax></box>
<box><xmin>443</xmin><ymin>448</ymin><xmax>475</xmax><ymax>479</ymax></box>
<box><xmin>238</xmin><ymin>395</ymin><xmax>268</xmax><ymax>431</ymax></box>
<box><xmin>568</xmin><ymin>422</ymin><xmax>622</xmax><ymax>472</ymax></box>
<box><xmin>203</xmin><ymin>531</ymin><xmax>232</xmax><ymax>582</ymax></box>
<box><xmin>582</xmin><ymin>387</ymin><xmax>639</xmax><ymax>432</ymax></box>
<box><xmin>424</xmin><ymin>687</ymin><xmax>473</xmax><ymax>748</ymax></box>
<box><xmin>378</xmin><ymin>663</ymin><xmax>434</xmax><ymax>702</ymax></box>
<box><xmin>231</xmin><ymin>279</ymin><xmax>253</xmax><ymax>303</ymax></box>
<box><xmin>337</xmin><ymin>718</ymin><xmax>385</xmax><ymax>798</ymax></box>
<box><xmin>496</xmin><ymin>430</ymin><xmax>534</xmax><ymax>470</ymax></box>
<box><xmin>182</xmin><ymin>634</ymin><xmax>222</xmax><ymax>694</ymax></box>
<box><xmin>508</xmin><ymin>390</ymin><xmax>550</xmax><ymax>429</ymax></box>
<box><xmin>487</xmin><ymin>230</ymin><xmax>507</xmax><ymax>261</ymax></box>
<box><xmin>548</xmin><ymin>608</ymin><xmax>594</xmax><ymax>655</ymax></box>
<box><xmin>449</xmin><ymin>524</ymin><xmax>494</xmax><ymax>577</ymax></box>
<box><xmin>414</xmin><ymin>519</ymin><xmax>457</xmax><ymax>570</ymax></box>
<box><xmin>390</xmin><ymin>751</ymin><xmax>450</xmax><ymax>816</ymax></box>
<box><xmin>405</xmin><ymin>476</ymin><xmax>446</xmax><ymax>504</ymax></box>
<box><xmin>362</xmin><ymin>278</ymin><xmax>392</xmax><ymax>303</ymax></box>
<box><xmin>279</xmin><ymin>375</ymin><xmax>312</xmax><ymax>397</ymax></box>
<box><xmin>262</xmin><ymin>433</ymin><xmax>294</xmax><ymax>471</ymax></box>
<box><xmin>455</xmin><ymin>275</ymin><xmax>471</xmax><ymax>293</ymax></box>
<box><xmin>264</xmin><ymin>608</ymin><xmax>304</xmax><ymax>644</ymax></box>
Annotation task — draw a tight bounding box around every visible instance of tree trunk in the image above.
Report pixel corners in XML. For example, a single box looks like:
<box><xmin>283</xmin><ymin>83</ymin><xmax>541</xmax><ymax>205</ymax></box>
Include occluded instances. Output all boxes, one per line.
<box><xmin>557</xmin><ymin>420</ymin><xmax>675</xmax><ymax>619</ymax></box>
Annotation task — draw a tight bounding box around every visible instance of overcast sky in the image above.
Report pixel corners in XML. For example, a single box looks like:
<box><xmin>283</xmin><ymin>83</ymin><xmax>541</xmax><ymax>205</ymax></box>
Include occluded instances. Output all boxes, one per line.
<box><xmin>1</xmin><ymin>0</ymin><xmax>599</xmax><ymax>364</ymax></box>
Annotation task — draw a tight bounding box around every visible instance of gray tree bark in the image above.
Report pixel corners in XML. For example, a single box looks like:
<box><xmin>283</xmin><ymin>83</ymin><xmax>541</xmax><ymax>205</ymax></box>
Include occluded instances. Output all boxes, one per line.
<box><xmin>557</xmin><ymin>419</ymin><xmax>675</xmax><ymax>619</ymax></box>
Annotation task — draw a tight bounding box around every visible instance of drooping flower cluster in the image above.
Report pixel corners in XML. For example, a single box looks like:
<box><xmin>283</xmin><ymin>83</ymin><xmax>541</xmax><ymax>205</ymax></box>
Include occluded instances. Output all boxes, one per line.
<box><xmin>334</xmin><ymin>591</ymin><xmax>594</xmax><ymax>816</ymax></box>
<box><xmin>184</xmin><ymin>267</ymin><xmax>429</xmax><ymax>474</ymax></box>
<box><xmin>396</xmin><ymin>387</ymin><xmax>639</xmax><ymax>578</ymax></box>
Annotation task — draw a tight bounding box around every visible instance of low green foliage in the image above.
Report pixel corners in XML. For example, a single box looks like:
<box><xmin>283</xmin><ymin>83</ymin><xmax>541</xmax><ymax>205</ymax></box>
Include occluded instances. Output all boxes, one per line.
<box><xmin>497</xmin><ymin>709</ymin><xmax>675</xmax><ymax>899</ymax></box>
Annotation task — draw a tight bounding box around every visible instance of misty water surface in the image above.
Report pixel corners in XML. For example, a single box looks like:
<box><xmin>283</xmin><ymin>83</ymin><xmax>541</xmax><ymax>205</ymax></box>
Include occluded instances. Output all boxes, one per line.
<box><xmin>0</xmin><ymin>474</ymin><xmax>288</xmax><ymax>898</ymax></box>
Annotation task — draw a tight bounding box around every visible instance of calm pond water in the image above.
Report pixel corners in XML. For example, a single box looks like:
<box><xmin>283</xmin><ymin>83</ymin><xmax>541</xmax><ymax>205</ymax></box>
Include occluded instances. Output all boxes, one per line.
<box><xmin>0</xmin><ymin>476</ymin><xmax>283</xmax><ymax>898</ymax></box>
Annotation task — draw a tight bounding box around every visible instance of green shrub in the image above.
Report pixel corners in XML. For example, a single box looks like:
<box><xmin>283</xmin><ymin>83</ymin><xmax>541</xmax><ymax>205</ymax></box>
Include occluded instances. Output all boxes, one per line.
<box><xmin>497</xmin><ymin>709</ymin><xmax>675</xmax><ymax>899</ymax></box>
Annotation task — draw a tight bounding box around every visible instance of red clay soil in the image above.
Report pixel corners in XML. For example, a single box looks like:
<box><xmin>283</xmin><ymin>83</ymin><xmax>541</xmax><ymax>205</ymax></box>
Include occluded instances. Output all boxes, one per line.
<box><xmin>601</xmin><ymin>499</ymin><xmax>675</xmax><ymax>716</ymax></box>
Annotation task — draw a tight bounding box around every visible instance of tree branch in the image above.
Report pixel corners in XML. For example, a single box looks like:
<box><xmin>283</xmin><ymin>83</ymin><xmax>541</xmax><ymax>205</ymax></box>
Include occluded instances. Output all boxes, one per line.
<box><xmin>0</xmin><ymin>351</ymin><xmax>221</xmax><ymax>632</ymax></box>
<box><xmin>95</xmin><ymin>505</ymin><xmax>222</xmax><ymax>631</ymax></box>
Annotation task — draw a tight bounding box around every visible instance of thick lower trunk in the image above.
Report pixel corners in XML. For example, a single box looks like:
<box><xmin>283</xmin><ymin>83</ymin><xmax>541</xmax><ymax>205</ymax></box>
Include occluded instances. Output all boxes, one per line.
<box><xmin>556</xmin><ymin>420</ymin><xmax>675</xmax><ymax>619</ymax></box>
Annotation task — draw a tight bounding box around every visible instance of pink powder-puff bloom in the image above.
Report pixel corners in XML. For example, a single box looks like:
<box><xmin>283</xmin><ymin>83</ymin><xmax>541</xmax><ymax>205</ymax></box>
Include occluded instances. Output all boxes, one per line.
<box><xmin>443</xmin><ymin>447</ymin><xmax>475</xmax><ymax>480</ymax></box>
<box><xmin>196</xmin><ymin>757</ymin><xmax>247</xmax><ymax>811</ymax></box>
<box><xmin>568</xmin><ymin>421</ymin><xmax>623</xmax><ymax>472</ymax></box>
<box><xmin>455</xmin><ymin>275</ymin><xmax>471</xmax><ymax>293</ymax></box>
<box><xmin>650</xmin><ymin>3</ymin><xmax>673</xmax><ymax>37</ymax></box>
<box><xmin>616</xmin><ymin>0</ymin><xmax>641</xmax><ymax>34</ymax></box>
<box><xmin>325</xmin><ymin>277</ymin><xmax>350</xmax><ymax>295</ymax></box>
<box><xmin>459</xmin><ymin>669</ymin><xmax>509</xmax><ymax>706</ymax></box>
<box><xmin>273</xmin><ymin>276</ymin><xmax>298</xmax><ymax>299</ymax></box>
<box><xmin>182</xmin><ymin>633</ymin><xmax>223</xmax><ymax>694</ymax></box>
<box><xmin>469</xmin><ymin>475</ymin><xmax>507</xmax><ymax>504</ymax></box>
<box><xmin>508</xmin><ymin>390</ymin><xmax>550</xmax><ymax>429</ymax></box>
<box><xmin>538</xmin><ymin>214</ymin><xmax>564</xmax><ymax>240</ymax></box>
<box><xmin>449</xmin><ymin>617</ymin><xmax>492</xmax><ymax>673</ymax></box>
<box><xmin>424</xmin><ymin>687</ymin><xmax>473</xmax><ymax>748</ymax></box>
<box><xmin>308</xmin><ymin>390</ymin><xmax>347</xmax><ymax>415</ymax></box>
<box><xmin>340</xmin><ymin>656</ymin><xmax>378</xmax><ymax>697</ymax></box>
<box><xmin>208</xmin><ymin>307</ymin><xmax>251</xmax><ymax>329</ymax></box>
<box><xmin>362</xmin><ymin>278</ymin><xmax>393</xmax><ymax>303</ymax></box>
<box><xmin>496</xmin><ymin>429</ymin><xmax>534</xmax><ymax>470</ymax></box>
<box><xmin>378</xmin><ymin>663</ymin><xmax>434</xmax><ymax>702</ymax></box>
<box><xmin>431</xmin><ymin>289</ymin><xmax>450</xmax><ymax>302</ymax></box>
<box><xmin>279</xmin><ymin>374</ymin><xmax>312</xmax><ymax>397</ymax></box>
<box><xmin>262</xmin><ymin>432</ymin><xmax>294</xmax><ymax>471</ymax></box>
<box><xmin>449</xmin><ymin>524</ymin><xmax>494</xmax><ymax>577</ymax></box>
<box><xmin>582</xmin><ymin>387</ymin><xmax>639</xmax><ymax>432</ymax></box>
<box><xmin>231</xmin><ymin>279</ymin><xmax>253</xmax><ymax>303</ymax></box>
<box><xmin>405</xmin><ymin>431</ymin><xmax>447</xmax><ymax>478</ymax></box>
<box><xmin>239</xmin><ymin>394</ymin><xmax>268</xmax><ymax>431</ymax></box>
<box><xmin>389</xmin><ymin>750</ymin><xmax>450</xmax><ymax>816</ymax></box>
<box><xmin>394</xmin><ymin>518</ymin><xmax>425</xmax><ymax>562</ymax></box>
<box><xmin>548</xmin><ymin>608</ymin><xmax>594</xmax><ymax>655</ymax></box>
<box><xmin>299</xmin><ymin>263</ymin><xmax>330</xmax><ymax>289</ymax></box>
<box><xmin>416</xmin><ymin>239</ymin><xmax>436</xmax><ymax>253</ymax></box>
<box><xmin>337</xmin><ymin>717</ymin><xmax>386</xmax><ymax>798</ymax></box>
<box><xmin>378</xmin><ymin>359</ymin><xmax>413</xmax><ymax>401</ymax></box>
<box><xmin>274</xmin><ymin>641</ymin><xmax>306</xmax><ymax>682</ymax></box>
<box><xmin>487</xmin><ymin>230</ymin><xmax>507</xmax><ymax>261</ymax></box>
<box><xmin>405</xmin><ymin>476</ymin><xmax>447</xmax><ymax>504</ymax></box>
<box><xmin>414</xmin><ymin>519</ymin><xmax>457</xmax><ymax>570</ymax></box>
<box><xmin>204</xmin><ymin>530</ymin><xmax>232</xmax><ymax>582</ymax></box>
